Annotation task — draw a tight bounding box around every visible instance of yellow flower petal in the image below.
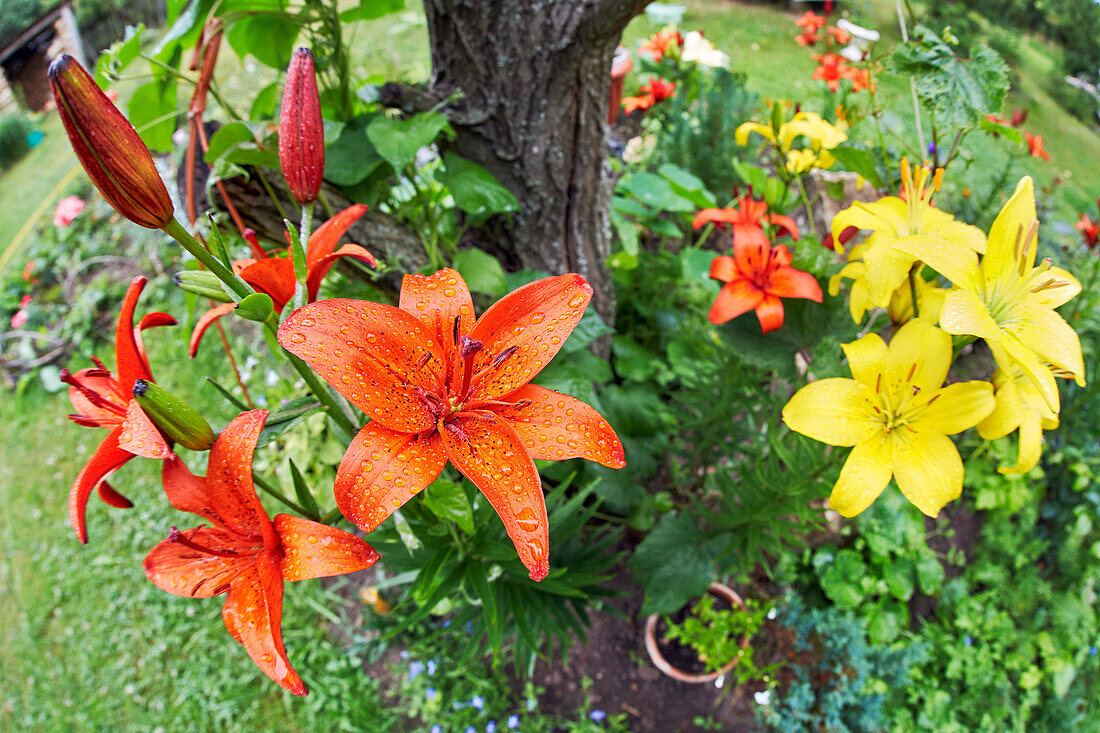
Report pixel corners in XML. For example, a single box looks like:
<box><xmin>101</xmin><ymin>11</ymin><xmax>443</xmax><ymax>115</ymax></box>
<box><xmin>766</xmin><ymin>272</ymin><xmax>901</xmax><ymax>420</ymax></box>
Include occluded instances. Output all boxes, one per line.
<box><xmin>782</xmin><ymin>378</ymin><xmax>879</xmax><ymax>447</ymax></box>
<box><xmin>918</xmin><ymin>381</ymin><xmax>994</xmax><ymax>435</ymax></box>
<box><xmin>924</xmin><ymin>209</ymin><xmax>988</xmax><ymax>254</ymax></box>
<box><xmin>828</xmin><ymin>432</ymin><xmax>894</xmax><ymax>517</ymax></box>
<box><xmin>892</xmin><ymin>428</ymin><xmax>964</xmax><ymax>517</ymax></box>
<box><xmin>1014</xmin><ymin>304</ymin><xmax>1086</xmax><ymax>387</ymax></box>
<box><xmin>832</xmin><ymin>198</ymin><xmax>906</xmax><ymax>243</ymax></box>
<box><xmin>884</xmin><ymin>319</ymin><xmax>951</xmax><ymax>400</ymax></box>
<box><xmin>862</xmin><ymin>237</ymin><xmax>917</xmax><ymax>306</ymax></box>
<box><xmin>841</xmin><ymin>332</ymin><xmax>887</xmax><ymax>389</ymax></box>
<box><xmin>939</xmin><ymin>289</ymin><xmax>1002</xmax><ymax>341</ymax></box>
<box><xmin>998</xmin><ymin>413</ymin><xmax>1043</xmax><ymax>475</ymax></box>
<box><xmin>995</xmin><ymin>334</ymin><xmax>1061</xmax><ymax>413</ymax></box>
<box><xmin>892</xmin><ymin>233</ymin><xmax>981</xmax><ymax>289</ymax></box>
<box><xmin>736</xmin><ymin>122</ymin><xmax>774</xmax><ymax>147</ymax></box>
<box><xmin>984</xmin><ymin>177</ymin><xmax>1037</xmax><ymax>283</ymax></box>
<box><xmin>849</xmin><ymin>278</ymin><xmax>870</xmax><ymax>323</ymax></box>
<box><xmin>977</xmin><ymin>371</ymin><xmax>1022</xmax><ymax>440</ymax></box>
<box><xmin>1031</xmin><ymin>266</ymin><xmax>1082</xmax><ymax>310</ymax></box>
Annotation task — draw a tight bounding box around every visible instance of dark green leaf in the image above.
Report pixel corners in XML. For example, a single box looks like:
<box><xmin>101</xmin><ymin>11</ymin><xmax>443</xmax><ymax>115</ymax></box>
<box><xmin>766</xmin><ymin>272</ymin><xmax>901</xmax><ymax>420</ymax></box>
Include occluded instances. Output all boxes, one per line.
<box><xmin>288</xmin><ymin>459</ymin><xmax>321</xmax><ymax>519</ymax></box>
<box><xmin>249</xmin><ymin>82</ymin><xmax>279</xmax><ymax>120</ymax></box>
<box><xmin>129</xmin><ymin>79</ymin><xmax>178</xmax><ymax>153</ymax></box>
<box><xmin>561</xmin><ymin>309</ymin><xmax>612</xmax><ymax>354</ymax></box>
<box><xmin>629</xmin><ymin>512</ymin><xmax>716</xmax><ymax>615</ymax></box>
<box><xmin>421</xmin><ymin>478</ymin><xmax>475</xmax><ymax>534</ymax></box>
<box><xmin>325</xmin><ymin>116</ymin><xmax>384</xmax><ymax>186</ymax></box>
<box><xmin>452</xmin><ymin>248</ymin><xmax>506</xmax><ymax>296</ymax></box>
<box><xmin>226</xmin><ymin>13</ymin><xmax>299</xmax><ymax>69</ymax></box>
<box><xmin>916</xmin><ymin>553</ymin><xmax>945</xmax><ymax>596</ymax></box>
<box><xmin>257</xmin><ymin>397</ymin><xmax>324</xmax><ymax>446</ymax></box>
<box><xmin>829</xmin><ymin>146</ymin><xmax>886</xmax><ymax>188</ymax></box>
<box><xmin>366</xmin><ymin>111</ymin><xmax>452</xmax><ymax>171</ymax></box>
<box><xmin>884</xmin><ymin>557</ymin><xmax>916</xmax><ymax>601</ymax></box>
<box><xmin>437</xmin><ymin>151</ymin><xmax>519</xmax><ymax>223</ymax></box>
<box><xmin>339</xmin><ymin>0</ymin><xmax>404</xmax><ymax>22</ymax></box>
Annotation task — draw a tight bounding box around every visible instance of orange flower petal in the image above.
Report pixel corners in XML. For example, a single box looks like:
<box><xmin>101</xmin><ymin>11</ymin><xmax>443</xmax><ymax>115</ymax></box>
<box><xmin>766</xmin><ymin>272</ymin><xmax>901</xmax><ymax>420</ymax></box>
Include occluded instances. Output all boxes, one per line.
<box><xmin>70</xmin><ymin>425</ymin><xmax>133</xmax><ymax>543</ymax></box>
<box><xmin>733</xmin><ymin>237</ymin><xmax>769</xmax><ymax>274</ymax></box>
<box><xmin>96</xmin><ymin>480</ymin><xmax>132</xmax><ymax>508</ymax></box>
<box><xmin>222</xmin><ymin>552</ymin><xmax>306</xmax><ymax>695</ymax></box>
<box><xmin>204</xmin><ymin>410</ymin><xmax>273</xmax><ymax>542</ymax></box>
<box><xmin>768</xmin><ymin>265</ymin><xmax>823</xmax><ymax>301</ymax></box>
<box><xmin>119</xmin><ymin>400</ymin><xmax>173</xmax><ymax>459</ymax></box>
<box><xmin>732</xmin><ymin>223</ymin><xmax>768</xmax><ymax>250</ymax></box>
<box><xmin>692</xmin><ymin>208</ymin><xmax>738</xmax><ymax>230</ymax></box>
<box><xmin>240</xmin><ymin>257</ymin><xmax>296</xmax><ymax>311</ymax></box>
<box><xmin>161</xmin><ymin>455</ymin><xmax>224</xmax><ymax>526</ymax></box>
<box><xmin>306</xmin><ymin>244</ymin><xmax>376</xmax><ymax>302</ymax></box>
<box><xmin>188</xmin><ymin>302</ymin><xmax>236</xmax><ymax>358</ymax></box>
<box><xmin>143</xmin><ymin>525</ymin><xmax>257</xmax><ymax>598</ymax></box>
<box><xmin>279</xmin><ymin>299</ymin><xmax>446</xmax><ymax>434</ymax></box>
<box><xmin>772</xmin><ymin>244</ymin><xmax>794</xmax><ymax>267</ymax></box>
<box><xmin>305</xmin><ymin>204</ymin><xmax>369</xmax><ymax>271</ymax></box>
<box><xmin>441</xmin><ymin>413</ymin><xmax>549</xmax><ymax>581</ymax></box>
<box><xmin>765</xmin><ymin>213</ymin><xmax>800</xmax><ymax>240</ymax></box>
<box><xmin>399</xmin><ymin>268</ymin><xmax>475</xmax><ymax>391</ymax></box>
<box><xmin>67</xmin><ymin>367</ymin><xmax>126</xmax><ymax>424</ymax></box>
<box><xmin>709</xmin><ymin>255</ymin><xmax>738</xmax><ymax>283</ymax></box>
<box><xmin>114</xmin><ymin>277</ymin><xmax>152</xmax><ymax>390</ymax></box>
<box><xmin>274</xmin><ymin>513</ymin><xmax>380</xmax><ymax>582</ymax></box>
<box><xmin>466</xmin><ymin>274</ymin><xmax>593</xmax><ymax>402</ymax></box>
<box><xmin>708</xmin><ymin>279</ymin><xmax>763</xmax><ymax>324</ymax></box>
<box><xmin>755</xmin><ymin>294</ymin><xmax>785</xmax><ymax>333</ymax></box>
<box><xmin>335</xmin><ymin>422</ymin><xmax>447</xmax><ymax>532</ymax></box>
<box><xmin>492</xmin><ymin>384</ymin><xmax>625</xmax><ymax>468</ymax></box>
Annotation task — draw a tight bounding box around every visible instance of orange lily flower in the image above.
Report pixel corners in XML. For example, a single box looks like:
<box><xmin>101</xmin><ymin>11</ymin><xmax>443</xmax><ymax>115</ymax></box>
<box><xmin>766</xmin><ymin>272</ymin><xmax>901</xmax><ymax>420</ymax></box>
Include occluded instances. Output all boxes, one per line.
<box><xmin>1077</xmin><ymin>210</ymin><xmax>1099</xmax><ymax>248</ymax></box>
<box><xmin>795</xmin><ymin>31</ymin><xmax>820</xmax><ymax>47</ymax></box>
<box><xmin>1024</xmin><ymin>131</ymin><xmax>1050</xmax><ymax>161</ymax></box>
<box><xmin>277</xmin><ymin>268</ymin><xmax>626</xmax><ymax>581</ymax></box>
<box><xmin>692</xmin><ymin>193</ymin><xmax>800</xmax><ymax>250</ymax></box>
<box><xmin>847</xmin><ymin>67</ymin><xmax>874</xmax><ymax>93</ymax></box>
<box><xmin>145</xmin><ymin>410</ymin><xmax>380</xmax><ymax>695</ymax></box>
<box><xmin>795</xmin><ymin>11</ymin><xmax>826</xmax><ymax>32</ymax></box>
<box><xmin>811</xmin><ymin>53</ymin><xmax>849</xmax><ymax>92</ymax></box>
<box><xmin>708</xmin><ymin>237</ymin><xmax>823</xmax><ymax>331</ymax></box>
<box><xmin>827</xmin><ymin>26</ymin><xmax>851</xmax><ymax>44</ymax></box>
<box><xmin>638</xmin><ymin>29</ymin><xmax>683</xmax><ymax>62</ymax></box>
<box><xmin>622</xmin><ymin>78</ymin><xmax>676</xmax><ymax>115</ymax></box>
<box><xmin>62</xmin><ymin>276</ymin><xmax>177</xmax><ymax>543</ymax></box>
<box><xmin>189</xmin><ymin>204</ymin><xmax>375</xmax><ymax>356</ymax></box>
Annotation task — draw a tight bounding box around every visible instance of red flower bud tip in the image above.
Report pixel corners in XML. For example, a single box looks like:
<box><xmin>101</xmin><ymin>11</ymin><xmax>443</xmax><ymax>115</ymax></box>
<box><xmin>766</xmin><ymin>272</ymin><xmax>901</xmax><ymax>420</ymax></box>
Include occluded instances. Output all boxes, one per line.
<box><xmin>48</xmin><ymin>54</ymin><xmax>175</xmax><ymax>229</ymax></box>
<box><xmin>279</xmin><ymin>48</ymin><xmax>324</xmax><ymax>205</ymax></box>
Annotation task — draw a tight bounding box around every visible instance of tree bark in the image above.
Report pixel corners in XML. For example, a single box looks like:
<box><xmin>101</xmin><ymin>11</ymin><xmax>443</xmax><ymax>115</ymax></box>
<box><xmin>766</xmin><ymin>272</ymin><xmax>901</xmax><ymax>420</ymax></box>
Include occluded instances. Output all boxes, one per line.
<box><xmin>416</xmin><ymin>0</ymin><xmax>648</xmax><ymax>324</ymax></box>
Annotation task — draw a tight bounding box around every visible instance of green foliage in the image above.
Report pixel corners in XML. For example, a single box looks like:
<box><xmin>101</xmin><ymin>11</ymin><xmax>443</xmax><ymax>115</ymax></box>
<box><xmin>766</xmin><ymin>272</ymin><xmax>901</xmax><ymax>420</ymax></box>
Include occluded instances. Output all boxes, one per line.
<box><xmin>664</xmin><ymin>594</ymin><xmax>778</xmax><ymax>681</ymax></box>
<box><xmin>0</xmin><ymin>112</ymin><xmax>33</xmax><ymax>171</ymax></box>
<box><xmin>757</xmin><ymin>595</ymin><xmax>926</xmax><ymax>732</ymax></box>
<box><xmin>890</xmin><ymin>25</ymin><xmax>1010</xmax><ymax>133</ymax></box>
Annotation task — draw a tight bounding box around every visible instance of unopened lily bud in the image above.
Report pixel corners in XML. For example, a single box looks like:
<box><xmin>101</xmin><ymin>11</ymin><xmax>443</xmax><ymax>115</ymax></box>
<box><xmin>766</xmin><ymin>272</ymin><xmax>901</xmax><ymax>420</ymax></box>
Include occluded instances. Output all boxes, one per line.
<box><xmin>132</xmin><ymin>379</ymin><xmax>215</xmax><ymax>451</ymax></box>
<box><xmin>279</xmin><ymin>48</ymin><xmax>324</xmax><ymax>204</ymax></box>
<box><xmin>48</xmin><ymin>54</ymin><xmax>175</xmax><ymax>229</ymax></box>
<box><xmin>173</xmin><ymin>270</ymin><xmax>233</xmax><ymax>302</ymax></box>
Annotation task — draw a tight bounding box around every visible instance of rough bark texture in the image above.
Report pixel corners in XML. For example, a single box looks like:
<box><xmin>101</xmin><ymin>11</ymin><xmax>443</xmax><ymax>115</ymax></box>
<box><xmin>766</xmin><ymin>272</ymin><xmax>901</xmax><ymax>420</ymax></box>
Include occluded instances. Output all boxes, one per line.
<box><xmin>417</xmin><ymin>0</ymin><xmax>649</xmax><ymax>324</ymax></box>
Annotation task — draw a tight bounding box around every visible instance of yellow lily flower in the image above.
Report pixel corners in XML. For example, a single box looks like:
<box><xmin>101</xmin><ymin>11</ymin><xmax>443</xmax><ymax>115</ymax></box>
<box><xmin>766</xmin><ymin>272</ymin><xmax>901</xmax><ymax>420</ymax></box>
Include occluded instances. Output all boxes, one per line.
<box><xmin>736</xmin><ymin>111</ymin><xmax>847</xmax><ymax>174</ymax></box>
<box><xmin>977</xmin><ymin>344</ymin><xmax>1059</xmax><ymax>475</ymax></box>
<box><xmin>829</xmin><ymin>241</ymin><xmax>946</xmax><ymax>324</ymax></box>
<box><xmin>783</xmin><ymin>320</ymin><xmax>994</xmax><ymax>517</ymax></box>
<box><xmin>830</xmin><ymin>159</ymin><xmax>986</xmax><ymax>307</ymax></box>
<box><xmin>897</xmin><ymin>176</ymin><xmax>1085</xmax><ymax>412</ymax></box>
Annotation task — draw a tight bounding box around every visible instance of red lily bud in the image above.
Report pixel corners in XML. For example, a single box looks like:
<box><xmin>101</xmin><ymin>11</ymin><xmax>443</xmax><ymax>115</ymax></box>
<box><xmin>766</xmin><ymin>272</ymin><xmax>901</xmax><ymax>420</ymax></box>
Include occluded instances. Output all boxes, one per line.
<box><xmin>48</xmin><ymin>54</ymin><xmax>175</xmax><ymax>229</ymax></box>
<box><xmin>279</xmin><ymin>48</ymin><xmax>324</xmax><ymax>204</ymax></box>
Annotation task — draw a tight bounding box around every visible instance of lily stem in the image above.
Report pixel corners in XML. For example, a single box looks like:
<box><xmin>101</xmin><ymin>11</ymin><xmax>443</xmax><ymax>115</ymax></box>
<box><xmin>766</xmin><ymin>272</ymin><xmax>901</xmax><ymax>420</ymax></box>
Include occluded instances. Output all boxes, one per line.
<box><xmin>795</xmin><ymin>175</ymin><xmax>816</xmax><ymax>235</ymax></box>
<box><xmin>292</xmin><ymin>202</ymin><xmax>312</xmax><ymax>310</ymax></box>
<box><xmin>908</xmin><ymin>265</ymin><xmax>921</xmax><ymax>320</ymax></box>
<box><xmin>163</xmin><ymin>218</ymin><xmax>251</xmax><ymax>299</ymax></box>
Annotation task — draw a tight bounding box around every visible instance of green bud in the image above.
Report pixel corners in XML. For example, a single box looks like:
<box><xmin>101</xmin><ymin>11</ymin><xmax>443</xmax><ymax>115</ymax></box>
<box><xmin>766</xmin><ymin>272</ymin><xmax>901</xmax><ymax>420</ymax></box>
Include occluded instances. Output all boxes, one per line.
<box><xmin>770</xmin><ymin>100</ymin><xmax>784</xmax><ymax>134</ymax></box>
<box><xmin>173</xmin><ymin>270</ymin><xmax>232</xmax><ymax>303</ymax></box>
<box><xmin>132</xmin><ymin>379</ymin><xmax>215</xmax><ymax>451</ymax></box>
<box><xmin>234</xmin><ymin>292</ymin><xmax>276</xmax><ymax>323</ymax></box>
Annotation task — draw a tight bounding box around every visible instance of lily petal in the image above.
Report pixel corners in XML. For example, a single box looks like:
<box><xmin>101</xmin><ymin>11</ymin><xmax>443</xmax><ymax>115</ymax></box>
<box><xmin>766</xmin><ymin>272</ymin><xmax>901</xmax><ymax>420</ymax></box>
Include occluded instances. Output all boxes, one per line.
<box><xmin>305</xmin><ymin>203</ymin><xmax>369</xmax><ymax>270</ymax></box>
<box><xmin>918</xmin><ymin>381</ymin><xmax>994</xmax><ymax>435</ymax></box>
<box><xmin>239</xmin><ymin>257</ymin><xmax>296</xmax><ymax>311</ymax></box>
<box><xmin>977</xmin><ymin>371</ymin><xmax>1022</xmax><ymax>441</ymax></box>
<box><xmin>161</xmin><ymin>455</ymin><xmax>224</xmax><ymax>526</ymax></box>
<box><xmin>735</xmin><ymin>121</ymin><xmax>774</xmax><ymax>146</ymax></box>
<box><xmin>732</xmin><ymin>223</ymin><xmax>768</xmax><ymax>250</ymax></box>
<box><xmin>334</xmin><ymin>422</ymin><xmax>447</xmax><ymax>533</ymax></box>
<box><xmin>985</xmin><ymin>177</ymin><xmax>1037</xmax><ymax>283</ymax></box>
<box><xmin>782</xmin><ymin>378</ymin><xmax>879</xmax><ymax>447</ymax></box>
<box><xmin>1013</xmin><ymin>304</ymin><xmax>1085</xmax><ymax>386</ymax></box>
<box><xmin>306</xmin><ymin>244</ymin><xmax>376</xmax><ymax>302</ymax></box>
<box><xmin>883</xmin><ymin>320</ymin><xmax>951</xmax><ymax>400</ymax></box>
<box><xmin>204</xmin><ymin>410</ymin><xmax>272</xmax><ymax>541</ymax></box>
<box><xmin>998</xmin><ymin>412</ymin><xmax>1044</xmax><ymax>475</ymax></box>
<box><xmin>399</xmin><ymin>268</ymin><xmax>476</xmax><ymax>389</ymax></box>
<box><xmin>466</xmin><ymin>274</ymin><xmax>593</xmax><ymax>402</ymax></box>
<box><xmin>114</xmin><ymin>277</ymin><xmax>152</xmax><ymax>390</ymax></box>
<box><xmin>892</xmin><ymin>233</ymin><xmax>980</xmax><ymax>290</ymax></box>
<box><xmin>828</xmin><ymin>432</ymin><xmax>893</xmax><ymax>517</ymax></box>
<box><xmin>279</xmin><ymin>299</ymin><xmax>445</xmax><ymax>433</ymax></box>
<box><xmin>67</xmin><ymin>368</ymin><xmax>127</xmax><ymax>424</ymax></box>
<box><xmin>119</xmin><ymin>400</ymin><xmax>173</xmax><ymax>460</ymax></box>
<box><xmin>831</xmin><ymin>198</ymin><xmax>906</xmax><ymax>245</ymax></box>
<box><xmin>492</xmin><ymin>384</ymin><xmax>625</xmax><ymax>468</ymax></box>
<box><xmin>1031</xmin><ymin>266</ymin><xmax>1081</xmax><ymax>310</ymax></box>
<box><xmin>841</xmin><ymin>332</ymin><xmax>887</xmax><ymax>389</ymax></box>
<box><xmin>892</xmin><ymin>428</ymin><xmax>964</xmax><ymax>517</ymax></box>
<box><xmin>188</xmin><ymin>302</ymin><xmax>237</xmax><ymax>358</ymax></box>
<box><xmin>692</xmin><ymin>208</ymin><xmax>738</xmax><ymax>230</ymax></box>
<box><xmin>768</xmin><ymin>266</ymin><xmax>822</xmax><ymax>301</ymax></box>
<box><xmin>134</xmin><ymin>311</ymin><xmax>177</xmax><ymax>376</ymax></box>
<box><xmin>709</xmin><ymin>255</ymin><xmax>738</xmax><ymax>284</ymax></box>
<box><xmin>764</xmin><ymin>213</ymin><xmax>800</xmax><ymax>240</ymax></box>
<box><xmin>996</xmin><ymin>334</ymin><xmax>1061</xmax><ymax>413</ymax></box>
<box><xmin>861</xmin><ymin>238</ymin><xmax>918</xmax><ymax>305</ymax></box>
<box><xmin>222</xmin><ymin>552</ymin><xmax>306</xmax><ymax>695</ymax></box>
<box><xmin>754</xmin><ymin>294</ymin><xmax>785</xmax><ymax>333</ymax></box>
<box><xmin>441</xmin><ymin>413</ymin><xmax>549</xmax><ymax>581</ymax></box>
<box><xmin>939</xmin><ymin>289</ymin><xmax>1002</xmax><ymax>341</ymax></box>
<box><xmin>143</xmin><ymin>525</ymin><xmax>257</xmax><ymax>598</ymax></box>
<box><xmin>70</xmin><ymin>425</ymin><xmax>133</xmax><ymax>543</ymax></box>
<box><xmin>96</xmin><ymin>480</ymin><xmax>133</xmax><ymax>508</ymax></box>
<box><xmin>275</xmin><ymin>513</ymin><xmax>380</xmax><ymax>582</ymax></box>
<box><xmin>708</xmin><ymin>279</ymin><xmax>763</xmax><ymax>324</ymax></box>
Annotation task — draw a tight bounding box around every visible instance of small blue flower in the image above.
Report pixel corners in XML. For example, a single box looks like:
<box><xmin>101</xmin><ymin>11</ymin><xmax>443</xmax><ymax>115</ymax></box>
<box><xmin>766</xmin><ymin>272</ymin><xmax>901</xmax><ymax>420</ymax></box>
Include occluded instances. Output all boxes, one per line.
<box><xmin>465</xmin><ymin>727</ymin><xmax>476</xmax><ymax>733</ymax></box>
<box><xmin>963</xmin><ymin>636</ymin><xmax>973</xmax><ymax>646</ymax></box>
<box><xmin>425</xmin><ymin>688</ymin><xmax>437</xmax><ymax>700</ymax></box>
<box><xmin>470</xmin><ymin>694</ymin><xmax>485</xmax><ymax>710</ymax></box>
<box><xmin>399</xmin><ymin>650</ymin><xmax>411</xmax><ymax>659</ymax></box>
<box><xmin>454</xmin><ymin>701</ymin><xmax>466</xmax><ymax>710</ymax></box>
<box><xmin>526</xmin><ymin>698</ymin><xmax>537</xmax><ymax>711</ymax></box>
<box><xmin>507</xmin><ymin>716</ymin><xmax>520</xmax><ymax>729</ymax></box>
<box><xmin>430</xmin><ymin>727</ymin><xmax>441</xmax><ymax>733</ymax></box>
<box><xmin>487</xmin><ymin>722</ymin><xmax>497</xmax><ymax>733</ymax></box>
<box><xmin>408</xmin><ymin>661</ymin><xmax>426</xmax><ymax>680</ymax></box>
<box><xmin>443</xmin><ymin>620</ymin><xmax>451</xmax><ymax>628</ymax></box>
<box><xmin>590</xmin><ymin>709</ymin><xmax>607</xmax><ymax>722</ymax></box>
<box><xmin>1091</xmin><ymin>646</ymin><xmax>1098</xmax><ymax>656</ymax></box>
<box><xmin>465</xmin><ymin>620</ymin><xmax>475</xmax><ymax>634</ymax></box>
<box><xmin>427</xmin><ymin>659</ymin><xmax>438</xmax><ymax>676</ymax></box>
<box><xmin>926</xmin><ymin>141</ymin><xmax>936</xmax><ymax>155</ymax></box>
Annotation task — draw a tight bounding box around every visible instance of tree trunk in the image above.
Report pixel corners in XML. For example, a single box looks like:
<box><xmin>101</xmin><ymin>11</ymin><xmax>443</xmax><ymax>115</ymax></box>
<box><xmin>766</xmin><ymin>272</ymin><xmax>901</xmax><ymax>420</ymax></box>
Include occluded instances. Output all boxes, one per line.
<box><xmin>417</xmin><ymin>0</ymin><xmax>648</xmax><ymax>324</ymax></box>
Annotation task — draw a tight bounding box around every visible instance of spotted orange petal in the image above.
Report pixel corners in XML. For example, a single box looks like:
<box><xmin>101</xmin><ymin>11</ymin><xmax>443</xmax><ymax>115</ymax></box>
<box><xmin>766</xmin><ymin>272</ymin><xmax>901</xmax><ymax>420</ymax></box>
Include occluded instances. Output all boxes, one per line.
<box><xmin>492</xmin><ymin>384</ymin><xmax>625</xmax><ymax>468</ymax></box>
<box><xmin>440</xmin><ymin>413</ymin><xmax>549</xmax><ymax>581</ymax></box>
<box><xmin>204</xmin><ymin>410</ymin><xmax>273</xmax><ymax>543</ymax></box>
<box><xmin>239</xmin><ymin>257</ymin><xmax>296</xmax><ymax>311</ymax></box>
<box><xmin>119</xmin><ymin>399</ymin><xmax>173</xmax><ymax>459</ymax></box>
<box><xmin>732</xmin><ymin>223</ymin><xmax>768</xmax><ymax>250</ymax></box>
<box><xmin>709</xmin><ymin>255</ymin><xmax>739</xmax><ymax>284</ymax></box>
<box><xmin>274</xmin><ymin>513</ymin><xmax>381</xmax><ymax>582</ymax></box>
<box><xmin>305</xmin><ymin>204</ymin><xmax>369</xmax><ymax>270</ymax></box>
<box><xmin>222</xmin><ymin>552</ymin><xmax>306</xmax><ymax>695</ymax></box>
<box><xmin>144</xmin><ymin>525</ymin><xmax>257</xmax><ymax>598</ymax></box>
<box><xmin>708</xmin><ymin>278</ymin><xmax>763</xmax><ymax>324</ymax></box>
<box><xmin>768</xmin><ymin>265</ymin><xmax>823</xmax><ymax>301</ymax></box>
<box><xmin>279</xmin><ymin>299</ymin><xmax>446</xmax><ymax>434</ymax></box>
<box><xmin>114</xmin><ymin>276</ymin><xmax>152</xmax><ymax>390</ymax></box>
<box><xmin>466</xmin><ymin>274</ymin><xmax>593</xmax><ymax>403</ymax></box>
<box><xmin>188</xmin><ymin>302</ymin><xmax>236</xmax><ymax>358</ymax></box>
<box><xmin>161</xmin><ymin>455</ymin><xmax>224</xmax><ymax>526</ymax></box>
<box><xmin>692</xmin><ymin>208</ymin><xmax>738</xmax><ymax>230</ymax></box>
<box><xmin>306</xmin><ymin>244</ymin><xmax>376</xmax><ymax>302</ymax></box>
<box><xmin>335</xmin><ymin>422</ymin><xmax>447</xmax><ymax>532</ymax></box>
<box><xmin>399</xmin><ymin>267</ymin><xmax>475</xmax><ymax>391</ymax></box>
<box><xmin>70</xmin><ymin>425</ymin><xmax>133</xmax><ymax>543</ymax></box>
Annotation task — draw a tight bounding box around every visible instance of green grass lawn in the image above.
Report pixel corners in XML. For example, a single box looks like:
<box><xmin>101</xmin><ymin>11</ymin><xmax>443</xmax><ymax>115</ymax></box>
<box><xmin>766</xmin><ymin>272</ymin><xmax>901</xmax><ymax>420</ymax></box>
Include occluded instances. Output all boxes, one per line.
<box><xmin>0</xmin><ymin>114</ymin><xmax>77</xmax><ymax>250</ymax></box>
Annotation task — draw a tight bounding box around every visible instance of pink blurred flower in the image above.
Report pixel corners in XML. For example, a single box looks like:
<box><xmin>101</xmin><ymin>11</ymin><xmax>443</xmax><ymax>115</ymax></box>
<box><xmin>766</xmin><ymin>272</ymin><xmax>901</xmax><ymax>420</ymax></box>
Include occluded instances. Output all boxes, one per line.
<box><xmin>53</xmin><ymin>196</ymin><xmax>86</xmax><ymax>227</ymax></box>
<box><xmin>10</xmin><ymin>296</ymin><xmax>31</xmax><ymax>329</ymax></box>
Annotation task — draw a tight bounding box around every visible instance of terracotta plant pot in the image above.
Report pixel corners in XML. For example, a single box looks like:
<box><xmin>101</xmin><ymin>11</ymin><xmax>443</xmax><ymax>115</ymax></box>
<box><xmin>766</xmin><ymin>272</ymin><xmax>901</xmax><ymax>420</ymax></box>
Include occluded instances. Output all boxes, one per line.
<box><xmin>608</xmin><ymin>45</ymin><xmax>633</xmax><ymax>124</ymax></box>
<box><xmin>643</xmin><ymin>582</ymin><xmax>750</xmax><ymax>684</ymax></box>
